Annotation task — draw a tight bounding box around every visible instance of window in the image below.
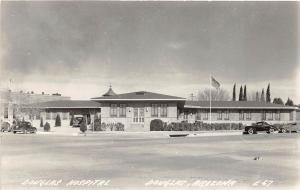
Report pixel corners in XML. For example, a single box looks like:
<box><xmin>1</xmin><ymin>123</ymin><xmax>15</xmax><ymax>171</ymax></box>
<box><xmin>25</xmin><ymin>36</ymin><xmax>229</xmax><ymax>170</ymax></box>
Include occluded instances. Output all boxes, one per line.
<box><xmin>53</xmin><ymin>113</ymin><xmax>61</xmax><ymax>120</ymax></box>
<box><xmin>133</xmin><ymin>107</ymin><xmax>144</xmax><ymax>123</ymax></box>
<box><xmin>246</xmin><ymin>111</ymin><xmax>251</xmax><ymax>120</ymax></box>
<box><xmin>160</xmin><ymin>104</ymin><xmax>168</xmax><ymax>117</ymax></box>
<box><xmin>35</xmin><ymin>113</ymin><xmax>41</xmax><ymax>120</ymax></box>
<box><xmin>183</xmin><ymin>112</ymin><xmax>188</xmax><ymax>120</ymax></box>
<box><xmin>119</xmin><ymin>104</ymin><xmax>126</xmax><ymax>117</ymax></box>
<box><xmin>290</xmin><ymin>111</ymin><xmax>294</xmax><ymax>121</ymax></box>
<box><xmin>196</xmin><ymin>111</ymin><xmax>201</xmax><ymax>120</ymax></box>
<box><xmin>239</xmin><ymin>111</ymin><xmax>244</xmax><ymax>120</ymax></box>
<box><xmin>261</xmin><ymin>111</ymin><xmax>266</xmax><ymax>120</ymax></box>
<box><xmin>151</xmin><ymin>104</ymin><xmax>159</xmax><ymax>117</ymax></box>
<box><xmin>223</xmin><ymin>110</ymin><xmax>229</xmax><ymax>120</ymax></box>
<box><xmin>62</xmin><ymin>112</ymin><xmax>69</xmax><ymax>120</ymax></box>
<box><xmin>46</xmin><ymin>112</ymin><xmax>51</xmax><ymax>120</ymax></box>
<box><xmin>139</xmin><ymin>108</ymin><xmax>145</xmax><ymax>122</ymax></box>
<box><xmin>267</xmin><ymin>111</ymin><xmax>273</xmax><ymax>120</ymax></box>
<box><xmin>202</xmin><ymin>110</ymin><xmax>208</xmax><ymax>120</ymax></box>
<box><xmin>275</xmin><ymin>111</ymin><xmax>280</xmax><ymax>121</ymax></box>
<box><xmin>110</xmin><ymin>104</ymin><xmax>117</xmax><ymax>117</ymax></box>
<box><xmin>217</xmin><ymin>111</ymin><xmax>222</xmax><ymax>120</ymax></box>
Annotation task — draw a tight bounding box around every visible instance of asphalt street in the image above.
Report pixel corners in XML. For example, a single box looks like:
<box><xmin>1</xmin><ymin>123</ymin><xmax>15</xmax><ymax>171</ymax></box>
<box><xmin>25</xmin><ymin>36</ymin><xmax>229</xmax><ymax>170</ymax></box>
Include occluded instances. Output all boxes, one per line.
<box><xmin>1</xmin><ymin>133</ymin><xmax>299</xmax><ymax>190</ymax></box>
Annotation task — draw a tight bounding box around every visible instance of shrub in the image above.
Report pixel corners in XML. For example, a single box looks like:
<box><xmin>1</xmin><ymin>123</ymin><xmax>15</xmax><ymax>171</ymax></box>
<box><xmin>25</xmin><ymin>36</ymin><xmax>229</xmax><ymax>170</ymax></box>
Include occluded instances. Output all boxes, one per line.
<box><xmin>152</xmin><ymin>122</ymin><xmax>244</xmax><ymax>131</ymax></box>
<box><xmin>150</xmin><ymin>119</ymin><xmax>164</xmax><ymax>131</ymax></box>
<box><xmin>115</xmin><ymin>123</ymin><xmax>125</xmax><ymax>131</ymax></box>
<box><xmin>44</xmin><ymin>122</ymin><xmax>50</xmax><ymax>132</ymax></box>
<box><xmin>55</xmin><ymin>114</ymin><xmax>61</xmax><ymax>127</ymax></box>
<box><xmin>93</xmin><ymin>115</ymin><xmax>102</xmax><ymax>131</ymax></box>
<box><xmin>40</xmin><ymin>117</ymin><xmax>44</xmax><ymax>127</ymax></box>
<box><xmin>94</xmin><ymin>122</ymin><xmax>124</xmax><ymax>131</ymax></box>
<box><xmin>80</xmin><ymin>117</ymin><xmax>87</xmax><ymax>133</ymax></box>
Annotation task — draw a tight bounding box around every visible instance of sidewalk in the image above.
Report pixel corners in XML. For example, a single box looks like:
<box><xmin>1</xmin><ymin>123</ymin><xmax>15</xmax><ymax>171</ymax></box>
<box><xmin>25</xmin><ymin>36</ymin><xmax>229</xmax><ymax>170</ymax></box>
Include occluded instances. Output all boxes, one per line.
<box><xmin>36</xmin><ymin>127</ymin><xmax>243</xmax><ymax>138</ymax></box>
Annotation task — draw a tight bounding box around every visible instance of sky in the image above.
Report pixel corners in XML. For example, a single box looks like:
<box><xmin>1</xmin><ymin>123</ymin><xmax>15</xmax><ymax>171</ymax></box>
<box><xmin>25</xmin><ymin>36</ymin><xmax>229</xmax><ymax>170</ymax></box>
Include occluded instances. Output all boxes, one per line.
<box><xmin>1</xmin><ymin>1</ymin><xmax>299</xmax><ymax>103</ymax></box>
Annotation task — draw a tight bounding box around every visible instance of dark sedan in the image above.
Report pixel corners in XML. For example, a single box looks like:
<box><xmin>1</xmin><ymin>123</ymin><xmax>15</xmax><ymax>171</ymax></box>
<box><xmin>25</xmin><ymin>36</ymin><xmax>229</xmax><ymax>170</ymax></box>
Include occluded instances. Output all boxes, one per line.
<box><xmin>12</xmin><ymin>121</ymin><xmax>37</xmax><ymax>134</ymax></box>
<box><xmin>244</xmin><ymin>121</ymin><xmax>277</xmax><ymax>135</ymax></box>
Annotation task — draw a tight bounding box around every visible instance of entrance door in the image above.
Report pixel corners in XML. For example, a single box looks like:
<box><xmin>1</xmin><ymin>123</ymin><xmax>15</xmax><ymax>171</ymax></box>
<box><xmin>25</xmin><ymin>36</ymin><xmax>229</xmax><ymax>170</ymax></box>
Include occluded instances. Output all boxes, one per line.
<box><xmin>133</xmin><ymin>107</ymin><xmax>145</xmax><ymax>123</ymax></box>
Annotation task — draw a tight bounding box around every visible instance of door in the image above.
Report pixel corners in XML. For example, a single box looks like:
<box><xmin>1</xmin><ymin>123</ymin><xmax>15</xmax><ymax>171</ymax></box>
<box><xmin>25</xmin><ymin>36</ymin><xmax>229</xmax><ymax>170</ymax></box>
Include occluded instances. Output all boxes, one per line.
<box><xmin>133</xmin><ymin>107</ymin><xmax>145</xmax><ymax>123</ymax></box>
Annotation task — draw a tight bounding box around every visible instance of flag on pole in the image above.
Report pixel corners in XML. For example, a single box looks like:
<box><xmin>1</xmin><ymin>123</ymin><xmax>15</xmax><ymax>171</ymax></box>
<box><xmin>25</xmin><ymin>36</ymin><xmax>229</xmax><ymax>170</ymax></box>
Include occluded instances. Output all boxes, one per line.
<box><xmin>211</xmin><ymin>76</ymin><xmax>220</xmax><ymax>89</ymax></box>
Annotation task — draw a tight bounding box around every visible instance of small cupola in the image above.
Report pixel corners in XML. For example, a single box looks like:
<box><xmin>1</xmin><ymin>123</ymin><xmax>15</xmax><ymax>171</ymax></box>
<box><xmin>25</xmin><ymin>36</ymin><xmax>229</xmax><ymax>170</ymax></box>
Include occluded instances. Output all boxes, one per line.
<box><xmin>102</xmin><ymin>85</ymin><xmax>117</xmax><ymax>97</ymax></box>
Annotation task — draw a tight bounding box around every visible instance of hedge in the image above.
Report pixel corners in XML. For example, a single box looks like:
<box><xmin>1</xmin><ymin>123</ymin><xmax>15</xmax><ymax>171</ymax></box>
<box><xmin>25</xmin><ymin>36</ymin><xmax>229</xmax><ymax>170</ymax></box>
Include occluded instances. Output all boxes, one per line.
<box><xmin>150</xmin><ymin>119</ymin><xmax>243</xmax><ymax>131</ymax></box>
<box><xmin>93</xmin><ymin>122</ymin><xmax>125</xmax><ymax>131</ymax></box>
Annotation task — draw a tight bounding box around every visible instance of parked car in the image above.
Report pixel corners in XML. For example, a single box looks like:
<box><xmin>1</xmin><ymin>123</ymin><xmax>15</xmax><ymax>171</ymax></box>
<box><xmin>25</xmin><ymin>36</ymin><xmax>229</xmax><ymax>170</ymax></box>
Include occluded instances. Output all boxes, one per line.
<box><xmin>277</xmin><ymin>122</ymin><xmax>299</xmax><ymax>133</ymax></box>
<box><xmin>72</xmin><ymin>115</ymin><xmax>84</xmax><ymax>128</ymax></box>
<box><xmin>1</xmin><ymin>121</ymin><xmax>12</xmax><ymax>132</ymax></box>
<box><xmin>12</xmin><ymin>121</ymin><xmax>37</xmax><ymax>134</ymax></box>
<box><xmin>244</xmin><ymin>121</ymin><xmax>277</xmax><ymax>135</ymax></box>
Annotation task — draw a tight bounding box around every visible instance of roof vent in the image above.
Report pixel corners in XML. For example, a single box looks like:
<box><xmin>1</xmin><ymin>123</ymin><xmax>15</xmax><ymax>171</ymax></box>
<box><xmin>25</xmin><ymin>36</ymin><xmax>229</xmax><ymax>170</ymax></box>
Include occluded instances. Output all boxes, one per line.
<box><xmin>103</xmin><ymin>85</ymin><xmax>117</xmax><ymax>97</ymax></box>
<box><xmin>136</xmin><ymin>91</ymin><xmax>146</xmax><ymax>95</ymax></box>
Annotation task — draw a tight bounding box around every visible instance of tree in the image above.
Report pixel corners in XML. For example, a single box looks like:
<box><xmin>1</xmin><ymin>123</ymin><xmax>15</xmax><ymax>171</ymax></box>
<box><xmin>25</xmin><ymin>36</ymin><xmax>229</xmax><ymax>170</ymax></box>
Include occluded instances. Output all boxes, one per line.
<box><xmin>285</xmin><ymin>98</ymin><xmax>294</xmax><ymax>106</ymax></box>
<box><xmin>273</xmin><ymin>98</ymin><xmax>284</xmax><ymax>105</ymax></box>
<box><xmin>55</xmin><ymin>114</ymin><xmax>61</xmax><ymax>127</ymax></box>
<box><xmin>256</xmin><ymin>91</ymin><xmax>259</xmax><ymax>102</ymax></box>
<box><xmin>40</xmin><ymin>117</ymin><xmax>44</xmax><ymax>127</ymax></box>
<box><xmin>44</xmin><ymin>122</ymin><xmax>50</xmax><ymax>132</ymax></box>
<box><xmin>266</xmin><ymin>83</ymin><xmax>271</xmax><ymax>103</ymax></box>
<box><xmin>243</xmin><ymin>85</ymin><xmax>247</xmax><ymax>101</ymax></box>
<box><xmin>239</xmin><ymin>86</ymin><xmax>243</xmax><ymax>101</ymax></box>
<box><xmin>261</xmin><ymin>89</ymin><xmax>265</xmax><ymax>102</ymax></box>
<box><xmin>80</xmin><ymin>116</ymin><xmax>87</xmax><ymax>134</ymax></box>
<box><xmin>232</xmin><ymin>83</ymin><xmax>236</xmax><ymax>101</ymax></box>
<box><xmin>197</xmin><ymin>88</ymin><xmax>230</xmax><ymax>101</ymax></box>
<box><xmin>70</xmin><ymin>114</ymin><xmax>74</xmax><ymax>126</ymax></box>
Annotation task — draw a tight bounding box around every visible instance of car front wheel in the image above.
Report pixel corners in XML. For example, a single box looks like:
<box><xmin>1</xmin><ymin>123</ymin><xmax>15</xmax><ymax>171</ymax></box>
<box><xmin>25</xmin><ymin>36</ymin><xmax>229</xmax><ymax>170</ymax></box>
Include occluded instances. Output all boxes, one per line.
<box><xmin>267</xmin><ymin>128</ymin><xmax>275</xmax><ymax>134</ymax></box>
<box><xmin>247</xmin><ymin>128</ymin><xmax>255</xmax><ymax>135</ymax></box>
<box><xmin>280</xmin><ymin>128</ymin><xmax>286</xmax><ymax>133</ymax></box>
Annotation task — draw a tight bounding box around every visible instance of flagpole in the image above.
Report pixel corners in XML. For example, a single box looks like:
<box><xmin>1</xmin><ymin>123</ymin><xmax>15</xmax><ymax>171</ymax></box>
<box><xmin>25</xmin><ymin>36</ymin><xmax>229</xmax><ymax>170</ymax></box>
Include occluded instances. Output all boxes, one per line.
<box><xmin>209</xmin><ymin>74</ymin><xmax>212</xmax><ymax>126</ymax></box>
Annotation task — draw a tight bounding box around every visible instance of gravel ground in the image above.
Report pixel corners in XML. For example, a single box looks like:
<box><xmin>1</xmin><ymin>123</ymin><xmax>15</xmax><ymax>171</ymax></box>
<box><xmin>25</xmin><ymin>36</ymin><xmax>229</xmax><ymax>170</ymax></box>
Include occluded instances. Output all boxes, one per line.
<box><xmin>1</xmin><ymin>132</ymin><xmax>299</xmax><ymax>190</ymax></box>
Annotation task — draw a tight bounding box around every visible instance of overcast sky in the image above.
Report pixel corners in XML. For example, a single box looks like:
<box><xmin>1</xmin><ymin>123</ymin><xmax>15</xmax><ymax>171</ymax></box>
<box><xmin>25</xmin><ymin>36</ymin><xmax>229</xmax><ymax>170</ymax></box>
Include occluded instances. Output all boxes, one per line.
<box><xmin>1</xmin><ymin>1</ymin><xmax>299</xmax><ymax>103</ymax></box>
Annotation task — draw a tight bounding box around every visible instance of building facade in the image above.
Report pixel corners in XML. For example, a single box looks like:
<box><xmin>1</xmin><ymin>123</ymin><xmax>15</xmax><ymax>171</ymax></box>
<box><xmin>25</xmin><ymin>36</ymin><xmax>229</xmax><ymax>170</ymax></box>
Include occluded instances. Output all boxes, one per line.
<box><xmin>182</xmin><ymin>101</ymin><xmax>297</xmax><ymax>125</ymax></box>
<box><xmin>91</xmin><ymin>90</ymin><xmax>185</xmax><ymax>131</ymax></box>
<box><xmin>3</xmin><ymin>87</ymin><xmax>298</xmax><ymax>131</ymax></box>
<box><xmin>0</xmin><ymin>89</ymin><xmax>70</xmax><ymax>123</ymax></box>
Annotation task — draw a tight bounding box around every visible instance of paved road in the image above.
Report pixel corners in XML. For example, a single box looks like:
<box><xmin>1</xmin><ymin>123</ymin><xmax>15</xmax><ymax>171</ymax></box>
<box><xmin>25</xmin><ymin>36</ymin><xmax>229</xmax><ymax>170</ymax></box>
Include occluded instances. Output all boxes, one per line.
<box><xmin>1</xmin><ymin>133</ymin><xmax>299</xmax><ymax>190</ymax></box>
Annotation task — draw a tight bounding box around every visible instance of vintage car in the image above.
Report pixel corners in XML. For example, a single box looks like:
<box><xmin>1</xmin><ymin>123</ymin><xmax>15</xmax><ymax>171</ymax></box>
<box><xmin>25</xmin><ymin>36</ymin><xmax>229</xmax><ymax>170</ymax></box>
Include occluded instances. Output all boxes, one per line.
<box><xmin>244</xmin><ymin>121</ymin><xmax>277</xmax><ymax>135</ymax></box>
<box><xmin>1</xmin><ymin>121</ymin><xmax>12</xmax><ymax>132</ymax></box>
<box><xmin>277</xmin><ymin>122</ymin><xmax>299</xmax><ymax>133</ymax></box>
<box><xmin>12</xmin><ymin>121</ymin><xmax>37</xmax><ymax>134</ymax></box>
<box><xmin>72</xmin><ymin>115</ymin><xmax>84</xmax><ymax>128</ymax></box>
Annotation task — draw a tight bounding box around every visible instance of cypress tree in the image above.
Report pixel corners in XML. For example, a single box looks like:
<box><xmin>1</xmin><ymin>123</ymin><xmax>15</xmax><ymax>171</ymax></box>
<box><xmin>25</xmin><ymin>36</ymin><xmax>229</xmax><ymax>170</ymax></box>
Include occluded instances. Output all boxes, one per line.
<box><xmin>285</xmin><ymin>98</ymin><xmax>294</xmax><ymax>106</ymax></box>
<box><xmin>243</xmin><ymin>85</ymin><xmax>247</xmax><ymax>101</ymax></box>
<box><xmin>256</xmin><ymin>91</ymin><xmax>259</xmax><ymax>101</ymax></box>
<box><xmin>40</xmin><ymin>117</ymin><xmax>44</xmax><ymax>127</ymax></box>
<box><xmin>266</xmin><ymin>83</ymin><xmax>271</xmax><ymax>103</ymax></box>
<box><xmin>55</xmin><ymin>114</ymin><xmax>61</xmax><ymax>127</ymax></box>
<box><xmin>232</xmin><ymin>83</ymin><xmax>236</xmax><ymax>101</ymax></box>
<box><xmin>261</xmin><ymin>89</ymin><xmax>265</xmax><ymax>102</ymax></box>
<box><xmin>239</xmin><ymin>86</ymin><xmax>243</xmax><ymax>101</ymax></box>
<box><xmin>70</xmin><ymin>114</ymin><xmax>74</xmax><ymax>126</ymax></box>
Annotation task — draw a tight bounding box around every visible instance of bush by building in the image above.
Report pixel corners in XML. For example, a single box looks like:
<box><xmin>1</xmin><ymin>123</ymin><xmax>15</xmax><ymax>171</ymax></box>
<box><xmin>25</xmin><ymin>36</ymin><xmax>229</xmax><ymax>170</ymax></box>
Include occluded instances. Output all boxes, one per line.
<box><xmin>93</xmin><ymin>122</ymin><xmax>125</xmax><ymax>131</ymax></box>
<box><xmin>44</xmin><ymin>122</ymin><xmax>50</xmax><ymax>132</ymax></box>
<box><xmin>150</xmin><ymin>119</ymin><xmax>164</xmax><ymax>131</ymax></box>
<box><xmin>80</xmin><ymin>117</ymin><xmax>87</xmax><ymax>133</ymax></box>
<box><xmin>55</xmin><ymin>114</ymin><xmax>61</xmax><ymax>127</ymax></box>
